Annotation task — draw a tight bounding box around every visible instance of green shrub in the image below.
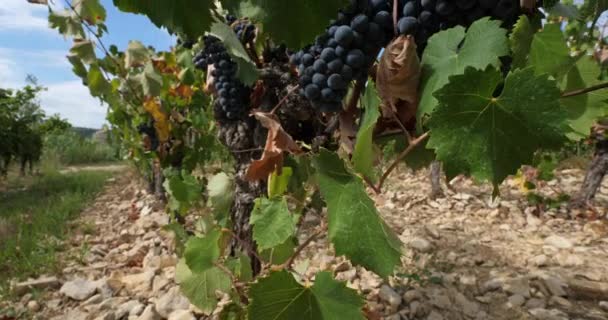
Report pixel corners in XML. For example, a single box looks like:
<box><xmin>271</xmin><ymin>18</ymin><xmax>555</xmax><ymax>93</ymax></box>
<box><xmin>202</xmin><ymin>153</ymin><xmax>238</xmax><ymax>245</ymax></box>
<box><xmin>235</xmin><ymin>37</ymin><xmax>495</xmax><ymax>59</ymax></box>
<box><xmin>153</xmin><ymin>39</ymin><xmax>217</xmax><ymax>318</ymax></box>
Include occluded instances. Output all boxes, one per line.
<box><xmin>43</xmin><ymin>131</ymin><xmax>119</xmax><ymax>165</ymax></box>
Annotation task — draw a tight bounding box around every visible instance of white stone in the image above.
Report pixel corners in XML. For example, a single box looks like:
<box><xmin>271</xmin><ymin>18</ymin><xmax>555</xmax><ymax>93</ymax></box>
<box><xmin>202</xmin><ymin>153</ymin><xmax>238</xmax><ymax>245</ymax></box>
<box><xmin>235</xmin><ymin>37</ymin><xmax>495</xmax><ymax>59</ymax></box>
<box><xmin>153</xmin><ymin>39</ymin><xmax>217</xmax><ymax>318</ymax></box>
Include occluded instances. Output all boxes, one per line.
<box><xmin>504</xmin><ymin>278</ymin><xmax>530</xmax><ymax>298</ymax></box>
<box><xmin>13</xmin><ymin>276</ymin><xmax>60</xmax><ymax>295</ymax></box>
<box><xmin>155</xmin><ymin>287</ymin><xmax>190</xmax><ymax>318</ymax></box>
<box><xmin>543</xmin><ymin>236</ymin><xmax>573</xmax><ymax>249</ymax></box>
<box><xmin>427</xmin><ymin>310</ymin><xmax>444</xmax><ymax>320</ymax></box>
<box><xmin>60</xmin><ymin>278</ymin><xmax>98</xmax><ymax>301</ymax></box>
<box><xmin>528</xmin><ymin>308</ymin><xmax>568</xmax><ymax>320</ymax></box>
<box><xmin>528</xmin><ymin>255</ymin><xmax>548</xmax><ymax>267</ymax></box>
<box><xmin>26</xmin><ymin>300</ymin><xmax>40</xmax><ymax>312</ymax></box>
<box><xmin>507</xmin><ymin>294</ymin><xmax>526</xmax><ymax>308</ymax></box>
<box><xmin>599</xmin><ymin>301</ymin><xmax>608</xmax><ymax>312</ymax></box>
<box><xmin>379</xmin><ymin>285</ymin><xmax>402</xmax><ymax>308</ymax></box>
<box><xmin>409</xmin><ymin>237</ymin><xmax>433</xmax><ymax>253</ymax></box>
<box><xmin>541</xmin><ymin>276</ymin><xmax>567</xmax><ymax>297</ymax></box>
<box><xmin>167</xmin><ymin>310</ymin><xmax>196</xmax><ymax>320</ymax></box>
<box><xmin>137</xmin><ymin>305</ymin><xmax>161</xmax><ymax>320</ymax></box>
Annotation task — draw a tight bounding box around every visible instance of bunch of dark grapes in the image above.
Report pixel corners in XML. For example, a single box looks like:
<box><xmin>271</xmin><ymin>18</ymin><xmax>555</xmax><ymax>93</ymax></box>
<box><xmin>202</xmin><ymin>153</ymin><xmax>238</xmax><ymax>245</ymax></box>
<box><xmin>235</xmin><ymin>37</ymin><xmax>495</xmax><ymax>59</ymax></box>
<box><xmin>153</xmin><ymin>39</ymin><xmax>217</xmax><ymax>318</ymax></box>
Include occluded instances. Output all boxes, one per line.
<box><xmin>291</xmin><ymin>0</ymin><xmax>522</xmax><ymax>112</ymax></box>
<box><xmin>138</xmin><ymin>122</ymin><xmax>159</xmax><ymax>151</ymax></box>
<box><xmin>263</xmin><ymin>44</ymin><xmax>289</xmax><ymax>63</ymax></box>
<box><xmin>396</xmin><ymin>0</ymin><xmax>520</xmax><ymax>49</ymax></box>
<box><xmin>226</xmin><ymin>14</ymin><xmax>256</xmax><ymax>44</ymax></box>
<box><xmin>193</xmin><ymin>36</ymin><xmax>251</xmax><ymax>121</ymax></box>
<box><xmin>291</xmin><ymin>0</ymin><xmax>394</xmax><ymax>112</ymax></box>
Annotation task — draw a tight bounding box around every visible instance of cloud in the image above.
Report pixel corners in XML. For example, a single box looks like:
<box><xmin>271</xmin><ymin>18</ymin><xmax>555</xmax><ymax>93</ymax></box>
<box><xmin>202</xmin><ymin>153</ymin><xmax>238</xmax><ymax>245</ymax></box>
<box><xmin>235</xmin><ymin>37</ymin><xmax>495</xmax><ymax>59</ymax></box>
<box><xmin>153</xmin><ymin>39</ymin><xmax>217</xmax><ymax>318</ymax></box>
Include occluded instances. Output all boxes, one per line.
<box><xmin>39</xmin><ymin>81</ymin><xmax>107</xmax><ymax>129</ymax></box>
<box><xmin>0</xmin><ymin>0</ymin><xmax>51</xmax><ymax>32</ymax></box>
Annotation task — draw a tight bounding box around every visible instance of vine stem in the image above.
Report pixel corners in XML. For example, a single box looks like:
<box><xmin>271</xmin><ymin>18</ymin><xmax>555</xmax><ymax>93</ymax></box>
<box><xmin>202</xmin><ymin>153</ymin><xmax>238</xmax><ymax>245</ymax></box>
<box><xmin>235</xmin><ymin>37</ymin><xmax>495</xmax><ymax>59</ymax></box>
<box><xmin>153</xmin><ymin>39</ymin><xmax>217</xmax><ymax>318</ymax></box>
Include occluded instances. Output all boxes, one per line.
<box><xmin>376</xmin><ymin>132</ymin><xmax>430</xmax><ymax>192</ymax></box>
<box><xmin>214</xmin><ymin>262</ymin><xmax>249</xmax><ymax>304</ymax></box>
<box><xmin>221</xmin><ymin>228</ymin><xmax>265</xmax><ymax>264</ymax></box>
<box><xmin>270</xmin><ymin>85</ymin><xmax>300</xmax><ymax>114</ymax></box>
<box><xmin>561</xmin><ymin>81</ymin><xmax>608</xmax><ymax>98</ymax></box>
<box><xmin>282</xmin><ymin>230</ymin><xmax>322</xmax><ymax>270</ymax></box>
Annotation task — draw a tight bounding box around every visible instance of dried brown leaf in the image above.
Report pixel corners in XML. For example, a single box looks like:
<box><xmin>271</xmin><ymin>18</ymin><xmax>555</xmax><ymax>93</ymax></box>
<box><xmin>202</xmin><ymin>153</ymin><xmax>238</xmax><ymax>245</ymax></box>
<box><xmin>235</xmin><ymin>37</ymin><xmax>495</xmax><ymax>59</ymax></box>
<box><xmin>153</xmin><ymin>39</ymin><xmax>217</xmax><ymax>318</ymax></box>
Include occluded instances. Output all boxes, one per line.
<box><xmin>246</xmin><ymin>111</ymin><xmax>302</xmax><ymax>181</ymax></box>
<box><xmin>376</xmin><ymin>35</ymin><xmax>421</xmax><ymax>126</ymax></box>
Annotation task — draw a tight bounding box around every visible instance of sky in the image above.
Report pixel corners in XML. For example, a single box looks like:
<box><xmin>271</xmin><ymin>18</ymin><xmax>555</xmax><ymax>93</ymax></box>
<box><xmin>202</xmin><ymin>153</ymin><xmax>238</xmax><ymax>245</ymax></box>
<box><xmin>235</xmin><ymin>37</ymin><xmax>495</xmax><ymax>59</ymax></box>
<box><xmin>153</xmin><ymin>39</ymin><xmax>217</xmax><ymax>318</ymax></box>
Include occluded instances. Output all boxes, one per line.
<box><xmin>0</xmin><ymin>0</ymin><xmax>175</xmax><ymax>128</ymax></box>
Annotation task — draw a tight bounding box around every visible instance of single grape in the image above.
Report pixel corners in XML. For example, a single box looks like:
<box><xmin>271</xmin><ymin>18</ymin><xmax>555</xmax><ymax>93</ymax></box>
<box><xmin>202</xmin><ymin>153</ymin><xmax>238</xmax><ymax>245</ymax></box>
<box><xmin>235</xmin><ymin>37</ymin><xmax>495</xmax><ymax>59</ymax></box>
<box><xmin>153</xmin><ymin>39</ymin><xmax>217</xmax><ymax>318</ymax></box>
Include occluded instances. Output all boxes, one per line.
<box><xmin>403</xmin><ymin>1</ymin><xmax>419</xmax><ymax>17</ymax></box>
<box><xmin>397</xmin><ymin>16</ymin><xmax>418</xmax><ymax>35</ymax></box>
<box><xmin>345</xmin><ymin>49</ymin><xmax>365</xmax><ymax>68</ymax></box>
<box><xmin>304</xmin><ymin>84</ymin><xmax>321</xmax><ymax>100</ymax></box>
<box><xmin>313</xmin><ymin>60</ymin><xmax>328</xmax><ymax>73</ymax></box>
<box><xmin>374</xmin><ymin>11</ymin><xmax>393</xmax><ymax>30</ymax></box>
<box><xmin>321</xmin><ymin>47</ymin><xmax>337</xmax><ymax>62</ymax></box>
<box><xmin>302</xmin><ymin>54</ymin><xmax>314</xmax><ymax>66</ymax></box>
<box><xmin>335</xmin><ymin>25</ymin><xmax>355</xmax><ymax>47</ymax></box>
<box><xmin>351</xmin><ymin>14</ymin><xmax>370</xmax><ymax>33</ymax></box>
<box><xmin>435</xmin><ymin>0</ymin><xmax>456</xmax><ymax>16</ymax></box>
<box><xmin>313</xmin><ymin>73</ymin><xmax>328</xmax><ymax>87</ymax></box>
<box><xmin>328</xmin><ymin>58</ymin><xmax>344</xmax><ymax>73</ymax></box>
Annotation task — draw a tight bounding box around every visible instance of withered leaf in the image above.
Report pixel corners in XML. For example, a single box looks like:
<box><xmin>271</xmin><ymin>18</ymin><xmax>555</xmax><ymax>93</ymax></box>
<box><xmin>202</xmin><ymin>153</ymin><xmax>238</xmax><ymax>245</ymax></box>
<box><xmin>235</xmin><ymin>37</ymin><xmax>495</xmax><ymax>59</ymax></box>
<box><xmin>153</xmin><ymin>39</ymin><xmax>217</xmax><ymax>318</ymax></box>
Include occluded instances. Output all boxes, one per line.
<box><xmin>204</xmin><ymin>65</ymin><xmax>217</xmax><ymax>94</ymax></box>
<box><xmin>376</xmin><ymin>35</ymin><xmax>421</xmax><ymax>126</ymax></box>
<box><xmin>246</xmin><ymin>111</ymin><xmax>302</xmax><ymax>181</ymax></box>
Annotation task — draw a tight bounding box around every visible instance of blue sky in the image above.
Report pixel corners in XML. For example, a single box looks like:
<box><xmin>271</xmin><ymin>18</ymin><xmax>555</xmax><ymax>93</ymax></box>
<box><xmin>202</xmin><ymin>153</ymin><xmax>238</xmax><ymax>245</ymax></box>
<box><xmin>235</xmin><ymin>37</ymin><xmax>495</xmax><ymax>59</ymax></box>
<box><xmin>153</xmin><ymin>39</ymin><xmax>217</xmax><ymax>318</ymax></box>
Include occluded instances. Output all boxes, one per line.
<box><xmin>0</xmin><ymin>0</ymin><xmax>175</xmax><ymax>128</ymax></box>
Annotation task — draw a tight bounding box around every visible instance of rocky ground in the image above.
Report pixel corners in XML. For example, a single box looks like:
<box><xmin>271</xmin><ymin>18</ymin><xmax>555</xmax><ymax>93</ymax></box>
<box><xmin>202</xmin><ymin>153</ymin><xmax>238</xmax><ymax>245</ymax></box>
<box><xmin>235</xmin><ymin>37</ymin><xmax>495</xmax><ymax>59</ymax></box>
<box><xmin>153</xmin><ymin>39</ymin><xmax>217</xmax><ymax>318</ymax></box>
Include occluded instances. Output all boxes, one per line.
<box><xmin>2</xmin><ymin>167</ymin><xmax>608</xmax><ymax>320</ymax></box>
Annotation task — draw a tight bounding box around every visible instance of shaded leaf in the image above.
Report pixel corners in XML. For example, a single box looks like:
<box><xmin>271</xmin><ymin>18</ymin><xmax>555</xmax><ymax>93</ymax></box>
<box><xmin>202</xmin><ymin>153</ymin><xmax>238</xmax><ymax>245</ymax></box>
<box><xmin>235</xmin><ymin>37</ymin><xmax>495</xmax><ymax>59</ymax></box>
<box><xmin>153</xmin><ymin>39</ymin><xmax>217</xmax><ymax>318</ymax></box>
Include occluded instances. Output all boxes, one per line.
<box><xmin>225</xmin><ymin>252</ymin><xmax>253</xmax><ymax>282</ymax></box>
<box><xmin>73</xmin><ymin>0</ymin><xmax>106</xmax><ymax>25</ymax></box>
<box><xmin>87</xmin><ymin>64</ymin><xmax>111</xmax><ymax>97</ymax></box>
<box><xmin>70</xmin><ymin>39</ymin><xmax>96</xmax><ymax>64</ymax></box>
<box><xmin>113</xmin><ymin>0</ymin><xmax>217</xmax><ymax>40</ymax></box>
<box><xmin>221</xmin><ymin>0</ymin><xmax>350</xmax><ymax>49</ymax></box>
<box><xmin>260</xmin><ymin>237</ymin><xmax>296</xmax><ymax>265</ymax></box>
<box><xmin>207</xmin><ymin>172</ymin><xmax>234</xmax><ymax>218</ymax></box>
<box><xmin>376</xmin><ymin>35</ymin><xmax>420</xmax><ymax>125</ymax></box>
<box><xmin>352</xmin><ymin>81</ymin><xmax>381</xmax><ymax>179</ymax></box>
<box><xmin>48</xmin><ymin>10</ymin><xmax>85</xmax><ymax>38</ymax></box>
<box><xmin>313</xmin><ymin>150</ymin><xmax>402</xmax><ymax>277</ymax></box>
<box><xmin>138</xmin><ymin>62</ymin><xmax>163</xmax><ymax>97</ymax></box>
<box><xmin>209</xmin><ymin>22</ymin><xmax>258</xmax><ymax>86</ymax></box>
<box><xmin>184</xmin><ymin>229</ymin><xmax>222</xmax><ymax>273</ymax></box>
<box><xmin>246</xmin><ymin>111</ymin><xmax>303</xmax><ymax>181</ymax></box>
<box><xmin>125</xmin><ymin>40</ymin><xmax>149</xmax><ymax>68</ymax></box>
<box><xmin>248</xmin><ymin>270</ymin><xmax>365</xmax><ymax>320</ymax></box>
<box><xmin>510</xmin><ymin>15</ymin><xmax>535</xmax><ymax>70</ymax></box>
<box><xmin>561</xmin><ymin>56</ymin><xmax>608</xmax><ymax>139</ymax></box>
<box><xmin>418</xmin><ymin>18</ymin><xmax>509</xmax><ymax>128</ymax></box>
<box><xmin>528</xmin><ymin>23</ymin><xmax>574</xmax><ymax>80</ymax></box>
<box><xmin>428</xmin><ymin>67</ymin><xmax>567</xmax><ymax>189</ymax></box>
<box><xmin>175</xmin><ymin>259</ymin><xmax>231</xmax><ymax>313</ymax></box>
<box><xmin>250</xmin><ymin>197</ymin><xmax>299</xmax><ymax>250</ymax></box>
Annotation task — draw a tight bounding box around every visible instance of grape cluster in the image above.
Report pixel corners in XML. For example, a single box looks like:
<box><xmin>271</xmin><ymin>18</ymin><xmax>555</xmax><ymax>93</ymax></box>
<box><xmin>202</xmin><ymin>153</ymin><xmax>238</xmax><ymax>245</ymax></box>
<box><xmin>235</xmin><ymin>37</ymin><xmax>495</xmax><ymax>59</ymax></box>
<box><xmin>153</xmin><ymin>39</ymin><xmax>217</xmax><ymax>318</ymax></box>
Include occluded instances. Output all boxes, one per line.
<box><xmin>193</xmin><ymin>36</ymin><xmax>251</xmax><ymax>121</ymax></box>
<box><xmin>226</xmin><ymin>15</ymin><xmax>256</xmax><ymax>44</ymax></box>
<box><xmin>396</xmin><ymin>0</ymin><xmax>520</xmax><ymax>49</ymax></box>
<box><xmin>291</xmin><ymin>0</ymin><xmax>394</xmax><ymax>112</ymax></box>
<box><xmin>292</xmin><ymin>0</ymin><xmax>522</xmax><ymax>112</ymax></box>
<box><xmin>137</xmin><ymin>122</ymin><xmax>159</xmax><ymax>151</ymax></box>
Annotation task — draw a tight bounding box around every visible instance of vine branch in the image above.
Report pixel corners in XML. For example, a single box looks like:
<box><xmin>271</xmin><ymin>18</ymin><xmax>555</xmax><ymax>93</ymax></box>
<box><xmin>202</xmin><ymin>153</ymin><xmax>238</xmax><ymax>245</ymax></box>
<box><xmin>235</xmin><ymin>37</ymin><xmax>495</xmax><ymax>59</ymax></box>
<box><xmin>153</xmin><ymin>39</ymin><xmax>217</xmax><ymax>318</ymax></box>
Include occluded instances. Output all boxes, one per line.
<box><xmin>376</xmin><ymin>131</ymin><xmax>430</xmax><ymax>192</ymax></box>
<box><xmin>561</xmin><ymin>81</ymin><xmax>608</xmax><ymax>98</ymax></box>
<box><xmin>282</xmin><ymin>230</ymin><xmax>321</xmax><ymax>270</ymax></box>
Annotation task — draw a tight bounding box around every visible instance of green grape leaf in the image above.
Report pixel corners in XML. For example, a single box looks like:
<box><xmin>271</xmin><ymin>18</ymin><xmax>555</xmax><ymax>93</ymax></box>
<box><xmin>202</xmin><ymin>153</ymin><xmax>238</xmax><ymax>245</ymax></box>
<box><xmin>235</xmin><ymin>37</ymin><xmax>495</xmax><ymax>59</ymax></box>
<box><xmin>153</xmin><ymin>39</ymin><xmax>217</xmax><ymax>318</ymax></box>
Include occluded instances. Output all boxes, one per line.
<box><xmin>528</xmin><ymin>23</ymin><xmax>575</xmax><ymax>80</ymax></box>
<box><xmin>248</xmin><ymin>271</ymin><xmax>365</xmax><ymax>320</ymax></box>
<box><xmin>352</xmin><ymin>80</ymin><xmax>381</xmax><ymax>180</ymax></box>
<box><xmin>561</xmin><ymin>56</ymin><xmax>608</xmax><ymax>140</ymax></box>
<box><xmin>113</xmin><ymin>0</ymin><xmax>216</xmax><ymax>40</ymax></box>
<box><xmin>250</xmin><ymin>197</ymin><xmax>299</xmax><ymax>251</ymax></box>
<box><xmin>427</xmin><ymin>67</ymin><xmax>567</xmax><ymax>189</ymax></box>
<box><xmin>260</xmin><ymin>236</ymin><xmax>296</xmax><ymax>265</ymax></box>
<box><xmin>125</xmin><ymin>41</ymin><xmax>149</xmax><ymax>67</ymax></box>
<box><xmin>138</xmin><ymin>62</ymin><xmax>163</xmax><ymax>97</ymax></box>
<box><xmin>207</xmin><ymin>172</ymin><xmax>234</xmax><ymax>219</ymax></box>
<box><xmin>267</xmin><ymin>167</ymin><xmax>292</xmax><ymax>198</ymax></box>
<box><xmin>225</xmin><ymin>252</ymin><xmax>253</xmax><ymax>282</ymax></box>
<box><xmin>175</xmin><ymin>259</ymin><xmax>231</xmax><ymax>313</ymax></box>
<box><xmin>73</xmin><ymin>0</ymin><xmax>106</xmax><ymax>25</ymax></box>
<box><xmin>67</xmin><ymin>55</ymin><xmax>87</xmax><ymax>80</ymax></box>
<box><xmin>313</xmin><ymin>150</ymin><xmax>402</xmax><ymax>278</ymax></box>
<box><xmin>510</xmin><ymin>15</ymin><xmax>535</xmax><ymax>70</ymax></box>
<box><xmin>87</xmin><ymin>64</ymin><xmax>111</xmax><ymax>97</ymax></box>
<box><xmin>70</xmin><ymin>40</ymin><xmax>96</xmax><ymax>64</ymax></box>
<box><xmin>184</xmin><ymin>229</ymin><xmax>222</xmax><ymax>273</ymax></box>
<box><xmin>48</xmin><ymin>10</ymin><xmax>85</xmax><ymax>38</ymax></box>
<box><xmin>164</xmin><ymin>172</ymin><xmax>201</xmax><ymax>212</ymax></box>
<box><xmin>208</xmin><ymin>22</ymin><xmax>258</xmax><ymax>86</ymax></box>
<box><xmin>548</xmin><ymin>3</ymin><xmax>580</xmax><ymax>19</ymax></box>
<box><xmin>221</xmin><ymin>0</ymin><xmax>350</xmax><ymax>49</ymax></box>
<box><xmin>220</xmin><ymin>302</ymin><xmax>247</xmax><ymax>320</ymax></box>
<box><xmin>418</xmin><ymin>18</ymin><xmax>509</xmax><ymax>127</ymax></box>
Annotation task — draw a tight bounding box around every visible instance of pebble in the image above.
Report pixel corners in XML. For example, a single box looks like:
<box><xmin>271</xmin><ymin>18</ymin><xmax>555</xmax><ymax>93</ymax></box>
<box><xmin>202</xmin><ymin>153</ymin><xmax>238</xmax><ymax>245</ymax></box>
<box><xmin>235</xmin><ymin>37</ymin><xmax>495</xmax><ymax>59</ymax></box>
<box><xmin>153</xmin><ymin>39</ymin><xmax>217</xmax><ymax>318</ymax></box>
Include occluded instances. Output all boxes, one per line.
<box><xmin>409</xmin><ymin>237</ymin><xmax>433</xmax><ymax>253</ymax></box>
<box><xmin>26</xmin><ymin>300</ymin><xmax>41</xmax><ymax>312</ymax></box>
<box><xmin>427</xmin><ymin>310</ymin><xmax>444</xmax><ymax>320</ymax></box>
<box><xmin>378</xmin><ymin>285</ymin><xmax>402</xmax><ymax>309</ymax></box>
<box><xmin>60</xmin><ymin>278</ymin><xmax>98</xmax><ymax>301</ymax></box>
<box><xmin>599</xmin><ymin>301</ymin><xmax>608</xmax><ymax>312</ymax></box>
<box><xmin>507</xmin><ymin>294</ymin><xmax>526</xmax><ymax>308</ymax></box>
<box><xmin>543</xmin><ymin>236</ymin><xmax>573</xmax><ymax>249</ymax></box>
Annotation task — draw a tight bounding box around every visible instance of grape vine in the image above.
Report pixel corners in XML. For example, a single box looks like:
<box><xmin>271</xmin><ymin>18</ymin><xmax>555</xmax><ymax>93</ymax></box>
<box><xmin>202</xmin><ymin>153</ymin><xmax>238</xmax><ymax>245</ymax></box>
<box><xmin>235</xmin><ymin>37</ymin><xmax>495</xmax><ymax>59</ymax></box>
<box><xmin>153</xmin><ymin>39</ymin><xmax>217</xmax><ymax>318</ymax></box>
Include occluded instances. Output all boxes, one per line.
<box><xmin>43</xmin><ymin>0</ymin><xmax>608</xmax><ymax>319</ymax></box>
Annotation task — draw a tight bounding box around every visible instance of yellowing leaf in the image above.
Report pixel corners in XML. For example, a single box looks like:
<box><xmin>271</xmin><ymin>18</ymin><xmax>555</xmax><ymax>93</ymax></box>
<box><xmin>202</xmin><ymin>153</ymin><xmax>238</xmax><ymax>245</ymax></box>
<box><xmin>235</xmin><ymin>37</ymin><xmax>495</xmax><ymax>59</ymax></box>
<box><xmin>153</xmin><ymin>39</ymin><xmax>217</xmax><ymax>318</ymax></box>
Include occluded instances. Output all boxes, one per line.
<box><xmin>143</xmin><ymin>98</ymin><xmax>171</xmax><ymax>142</ymax></box>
